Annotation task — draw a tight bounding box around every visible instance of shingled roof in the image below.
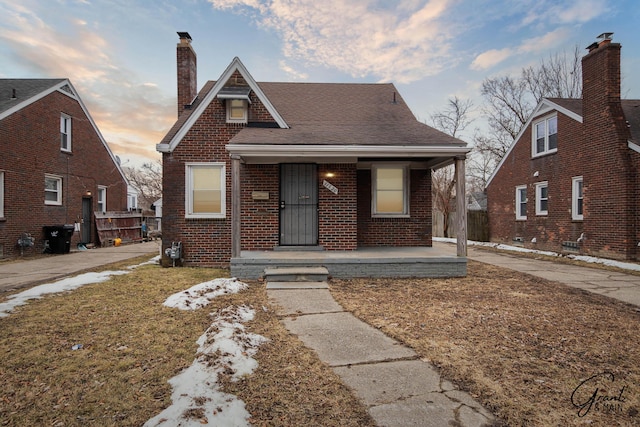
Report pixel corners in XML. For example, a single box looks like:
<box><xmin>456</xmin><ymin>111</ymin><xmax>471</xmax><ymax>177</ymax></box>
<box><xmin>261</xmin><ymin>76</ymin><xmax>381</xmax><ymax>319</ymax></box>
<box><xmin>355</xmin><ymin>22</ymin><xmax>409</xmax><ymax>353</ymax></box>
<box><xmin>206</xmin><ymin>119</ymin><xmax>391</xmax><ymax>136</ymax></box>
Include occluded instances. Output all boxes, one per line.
<box><xmin>0</xmin><ymin>79</ymin><xmax>66</xmax><ymax>117</ymax></box>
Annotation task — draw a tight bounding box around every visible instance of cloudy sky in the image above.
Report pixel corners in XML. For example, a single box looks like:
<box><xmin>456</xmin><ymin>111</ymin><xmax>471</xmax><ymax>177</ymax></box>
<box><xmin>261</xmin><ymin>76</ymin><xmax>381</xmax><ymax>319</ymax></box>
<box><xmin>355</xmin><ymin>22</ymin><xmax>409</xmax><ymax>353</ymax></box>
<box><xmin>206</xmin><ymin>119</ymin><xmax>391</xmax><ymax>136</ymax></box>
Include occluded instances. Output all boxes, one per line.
<box><xmin>1</xmin><ymin>0</ymin><xmax>638</xmax><ymax>167</ymax></box>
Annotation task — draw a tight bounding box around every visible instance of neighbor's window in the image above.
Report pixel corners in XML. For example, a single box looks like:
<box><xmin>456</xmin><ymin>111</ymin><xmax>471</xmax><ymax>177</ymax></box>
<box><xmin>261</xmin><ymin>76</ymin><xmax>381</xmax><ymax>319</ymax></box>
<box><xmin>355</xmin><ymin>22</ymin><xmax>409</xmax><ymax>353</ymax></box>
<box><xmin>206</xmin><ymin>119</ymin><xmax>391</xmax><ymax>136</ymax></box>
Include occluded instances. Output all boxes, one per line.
<box><xmin>0</xmin><ymin>171</ymin><xmax>4</xmax><ymax>218</ymax></box>
<box><xmin>60</xmin><ymin>114</ymin><xmax>72</xmax><ymax>152</ymax></box>
<box><xmin>226</xmin><ymin>99</ymin><xmax>247</xmax><ymax>123</ymax></box>
<box><xmin>186</xmin><ymin>163</ymin><xmax>226</xmax><ymax>218</ymax></box>
<box><xmin>97</xmin><ymin>186</ymin><xmax>107</xmax><ymax>213</ymax></box>
<box><xmin>535</xmin><ymin>181</ymin><xmax>548</xmax><ymax>216</ymax></box>
<box><xmin>533</xmin><ymin>114</ymin><xmax>557</xmax><ymax>157</ymax></box>
<box><xmin>572</xmin><ymin>176</ymin><xmax>584</xmax><ymax>220</ymax></box>
<box><xmin>372</xmin><ymin>165</ymin><xmax>408</xmax><ymax>217</ymax></box>
<box><xmin>45</xmin><ymin>174</ymin><xmax>63</xmax><ymax>205</ymax></box>
<box><xmin>515</xmin><ymin>185</ymin><xmax>527</xmax><ymax>220</ymax></box>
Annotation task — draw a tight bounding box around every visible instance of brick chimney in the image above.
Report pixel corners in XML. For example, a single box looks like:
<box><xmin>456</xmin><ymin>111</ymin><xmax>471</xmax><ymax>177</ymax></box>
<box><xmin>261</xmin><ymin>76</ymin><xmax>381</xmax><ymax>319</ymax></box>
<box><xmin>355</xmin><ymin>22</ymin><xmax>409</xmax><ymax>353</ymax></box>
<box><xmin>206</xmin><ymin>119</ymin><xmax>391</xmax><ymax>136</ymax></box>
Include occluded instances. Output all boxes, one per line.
<box><xmin>581</xmin><ymin>32</ymin><xmax>621</xmax><ymax>119</ymax></box>
<box><xmin>177</xmin><ymin>32</ymin><xmax>197</xmax><ymax>116</ymax></box>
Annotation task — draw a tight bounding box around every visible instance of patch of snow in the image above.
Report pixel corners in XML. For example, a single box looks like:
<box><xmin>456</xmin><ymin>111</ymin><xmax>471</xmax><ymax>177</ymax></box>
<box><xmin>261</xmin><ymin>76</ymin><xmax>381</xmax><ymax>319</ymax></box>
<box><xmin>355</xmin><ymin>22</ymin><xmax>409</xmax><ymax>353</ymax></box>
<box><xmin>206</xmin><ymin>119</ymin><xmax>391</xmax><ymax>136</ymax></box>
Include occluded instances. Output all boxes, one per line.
<box><xmin>163</xmin><ymin>278</ymin><xmax>248</xmax><ymax>311</ymax></box>
<box><xmin>144</xmin><ymin>304</ymin><xmax>268</xmax><ymax>427</ymax></box>
<box><xmin>433</xmin><ymin>237</ymin><xmax>640</xmax><ymax>271</ymax></box>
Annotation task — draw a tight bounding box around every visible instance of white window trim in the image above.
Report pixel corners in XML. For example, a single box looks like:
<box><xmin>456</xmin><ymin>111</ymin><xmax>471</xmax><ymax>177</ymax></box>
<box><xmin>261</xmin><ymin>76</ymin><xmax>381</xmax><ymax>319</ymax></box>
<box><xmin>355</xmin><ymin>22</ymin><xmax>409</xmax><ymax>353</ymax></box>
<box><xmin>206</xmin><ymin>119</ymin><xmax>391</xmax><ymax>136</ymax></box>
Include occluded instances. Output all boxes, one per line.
<box><xmin>0</xmin><ymin>171</ymin><xmax>4</xmax><ymax>218</ymax></box>
<box><xmin>371</xmin><ymin>163</ymin><xmax>410</xmax><ymax>218</ymax></box>
<box><xmin>531</xmin><ymin>114</ymin><xmax>557</xmax><ymax>157</ymax></box>
<box><xmin>515</xmin><ymin>185</ymin><xmax>527</xmax><ymax>220</ymax></box>
<box><xmin>185</xmin><ymin>162</ymin><xmax>226</xmax><ymax>219</ymax></box>
<box><xmin>97</xmin><ymin>186</ymin><xmax>107</xmax><ymax>213</ymax></box>
<box><xmin>572</xmin><ymin>176</ymin><xmax>584</xmax><ymax>221</ymax></box>
<box><xmin>60</xmin><ymin>113</ymin><xmax>72</xmax><ymax>152</ymax></box>
<box><xmin>226</xmin><ymin>99</ymin><xmax>248</xmax><ymax>124</ymax></box>
<box><xmin>535</xmin><ymin>181</ymin><xmax>548</xmax><ymax>216</ymax></box>
<box><xmin>45</xmin><ymin>174</ymin><xmax>63</xmax><ymax>206</ymax></box>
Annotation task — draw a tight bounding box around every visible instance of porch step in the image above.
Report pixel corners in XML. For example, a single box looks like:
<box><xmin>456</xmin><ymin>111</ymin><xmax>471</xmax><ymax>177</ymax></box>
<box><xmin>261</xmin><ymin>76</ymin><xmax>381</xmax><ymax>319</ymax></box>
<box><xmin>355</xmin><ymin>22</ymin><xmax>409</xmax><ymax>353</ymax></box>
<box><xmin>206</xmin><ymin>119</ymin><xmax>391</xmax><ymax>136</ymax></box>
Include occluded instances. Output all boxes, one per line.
<box><xmin>264</xmin><ymin>266</ymin><xmax>329</xmax><ymax>283</ymax></box>
<box><xmin>266</xmin><ymin>281</ymin><xmax>329</xmax><ymax>289</ymax></box>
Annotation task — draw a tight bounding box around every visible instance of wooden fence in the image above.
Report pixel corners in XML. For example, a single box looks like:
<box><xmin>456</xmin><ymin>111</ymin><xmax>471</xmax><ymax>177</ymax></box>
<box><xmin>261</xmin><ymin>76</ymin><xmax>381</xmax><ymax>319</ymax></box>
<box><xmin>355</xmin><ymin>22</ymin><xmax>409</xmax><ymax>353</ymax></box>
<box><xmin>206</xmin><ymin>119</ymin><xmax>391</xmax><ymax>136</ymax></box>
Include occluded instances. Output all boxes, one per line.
<box><xmin>433</xmin><ymin>210</ymin><xmax>489</xmax><ymax>241</ymax></box>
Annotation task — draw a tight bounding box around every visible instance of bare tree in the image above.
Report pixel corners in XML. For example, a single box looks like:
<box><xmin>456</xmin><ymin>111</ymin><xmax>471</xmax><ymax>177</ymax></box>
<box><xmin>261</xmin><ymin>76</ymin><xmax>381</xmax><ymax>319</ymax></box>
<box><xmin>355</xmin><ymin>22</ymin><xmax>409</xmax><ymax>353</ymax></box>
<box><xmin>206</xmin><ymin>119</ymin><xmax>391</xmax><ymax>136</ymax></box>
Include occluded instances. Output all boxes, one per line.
<box><xmin>429</xmin><ymin>97</ymin><xmax>474</xmax><ymax>237</ymax></box>
<box><xmin>478</xmin><ymin>46</ymin><xmax>583</xmax><ymax>169</ymax></box>
<box><xmin>123</xmin><ymin>161</ymin><xmax>162</xmax><ymax>211</ymax></box>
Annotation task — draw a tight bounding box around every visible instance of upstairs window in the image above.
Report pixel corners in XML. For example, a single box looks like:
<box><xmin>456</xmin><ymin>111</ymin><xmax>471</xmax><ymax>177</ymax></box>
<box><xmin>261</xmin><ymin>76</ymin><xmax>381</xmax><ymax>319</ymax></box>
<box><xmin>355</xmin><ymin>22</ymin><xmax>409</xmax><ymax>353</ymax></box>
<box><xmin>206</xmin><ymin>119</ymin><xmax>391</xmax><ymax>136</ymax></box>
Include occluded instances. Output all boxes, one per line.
<box><xmin>60</xmin><ymin>114</ymin><xmax>72</xmax><ymax>152</ymax></box>
<box><xmin>226</xmin><ymin>99</ymin><xmax>247</xmax><ymax>123</ymax></box>
<box><xmin>186</xmin><ymin>163</ymin><xmax>226</xmax><ymax>218</ymax></box>
<box><xmin>535</xmin><ymin>181</ymin><xmax>548</xmax><ymax>216</ymax></box>
<box><xmin>372</xmin><ymin>165</ymin><xmax>409</xmax><ymax>217</ymax></box>
<box><xmin>515</xmin><ymin>185</ymin><xmax>527</xmax><ymax>220</ymax></box>
<box><xmin>572</xmin><ymin>176</ymin><xmax>584</xmax><ymax>220</ymax></box>
<box><xmin>45</xmin><ymin>174</ymin><xmax>63</xmax><ymax>206</ymax></box>
<box><xmin>532</xmin><ymin>115</ymin><xmax>557</xmax><ymax>157</ymax></box>
<box><xmin>0</xmin><ymin>171</ymin><xmax>4</xmax><ymax>218</ymax></box>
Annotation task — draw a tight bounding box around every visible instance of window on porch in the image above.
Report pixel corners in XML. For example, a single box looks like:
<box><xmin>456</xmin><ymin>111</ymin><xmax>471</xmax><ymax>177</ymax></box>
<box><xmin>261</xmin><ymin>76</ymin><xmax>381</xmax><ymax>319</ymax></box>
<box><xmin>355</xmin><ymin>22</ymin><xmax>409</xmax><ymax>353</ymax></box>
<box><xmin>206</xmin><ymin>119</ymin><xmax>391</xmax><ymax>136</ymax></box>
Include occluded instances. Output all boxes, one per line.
<box><xmin>372</xmin><ymin>165</ymin><xmax>409</xmax><ymax>217</ymax></box>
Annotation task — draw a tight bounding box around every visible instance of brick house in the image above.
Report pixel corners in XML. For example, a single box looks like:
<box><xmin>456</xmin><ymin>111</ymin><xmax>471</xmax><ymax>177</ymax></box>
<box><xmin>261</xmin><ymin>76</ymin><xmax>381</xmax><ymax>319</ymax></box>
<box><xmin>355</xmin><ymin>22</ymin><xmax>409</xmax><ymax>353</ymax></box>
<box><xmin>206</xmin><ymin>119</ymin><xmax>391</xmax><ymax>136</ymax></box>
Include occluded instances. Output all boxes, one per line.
<box><xmin>158</xmin><ymin>33</ymin><xmax>470</xmax><ymax>277</ymax></box>
<box><xmin>0</xmin><ymin>79</ymin><xmax>129</xmax><ymax>257</ymax></box>
<box><xmin>486</xmin><ymin>34</ymin><xmax>640</xmax><ymax>261</ymax></box>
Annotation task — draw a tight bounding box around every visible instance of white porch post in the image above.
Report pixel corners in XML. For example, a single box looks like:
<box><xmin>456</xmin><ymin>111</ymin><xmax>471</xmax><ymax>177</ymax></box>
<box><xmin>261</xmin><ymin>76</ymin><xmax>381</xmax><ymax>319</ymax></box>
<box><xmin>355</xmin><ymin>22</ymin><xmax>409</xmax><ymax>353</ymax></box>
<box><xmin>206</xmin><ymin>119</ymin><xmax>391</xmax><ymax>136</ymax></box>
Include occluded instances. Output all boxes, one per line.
<box><xmin>455</xmin><ymin>156</ymin><xmax>467</xmax><ymax>257</ymax></box>
<box><xmin>231</xmin><ymin>154</ymin><xmax>241</xmax><ymax>258</ymax></box>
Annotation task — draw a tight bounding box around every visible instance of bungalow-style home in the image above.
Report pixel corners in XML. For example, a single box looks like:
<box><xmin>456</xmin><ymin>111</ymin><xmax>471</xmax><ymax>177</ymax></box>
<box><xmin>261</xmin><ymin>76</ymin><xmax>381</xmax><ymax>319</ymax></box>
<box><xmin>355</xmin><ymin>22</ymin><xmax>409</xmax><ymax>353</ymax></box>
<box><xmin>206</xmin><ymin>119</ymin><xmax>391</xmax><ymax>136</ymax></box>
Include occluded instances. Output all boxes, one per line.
<box><xmin>0</xmin><ymin>78</ymin><xmax>129</xmax><ymax>257</ymax></box>
<box><xmin>157</xmin><ymin>32</ymin><xmax>471</xmax><ymax>278</ymax></box>
<box><xmin>486</xmin><ymin>34</ymin><xmax>640</xmax><ymax>261</ymax></box>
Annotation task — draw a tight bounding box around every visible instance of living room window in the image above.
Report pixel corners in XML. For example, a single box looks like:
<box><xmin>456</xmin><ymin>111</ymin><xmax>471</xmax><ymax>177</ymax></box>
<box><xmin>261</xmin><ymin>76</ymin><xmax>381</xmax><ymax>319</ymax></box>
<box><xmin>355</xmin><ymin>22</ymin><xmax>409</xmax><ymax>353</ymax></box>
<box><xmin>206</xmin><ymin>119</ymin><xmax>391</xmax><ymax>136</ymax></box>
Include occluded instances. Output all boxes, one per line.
<box><xmin>572</xmin><ymin>176</ymin><xmax>584</xmax><ymax>220</ymax></box>
<box><xmin>226</xmin><ymin>99</ymin><xmax>247</xmax><ymax>123</ymax></box>
<box><xmin>535</xmin><ymin>181</ymin><xmax>548</xmax><ymax>216</ymax></box>
<box><xmin>515</xmin><ymin>185</ymin><xmax>527</xmax><ymax>220</ymax></box>
<box><xmin>186</xmin><ymin>163</ymin><xmax>226</xmax><ymax>218</ymax></box>
<box><xmin>372</xmin><ymin>164</ymin><xmax>409</xmax><ymax>217</ymax></box>
<box><xmin>60</xmin><ymin>114</ymin><xmax>72</xmax><ymax>152</ymax></box>
<box><xmin>532</xmin><ymin>114</ymin><xmax>557</xmax><ymax>157</ymax></box>
<box><xmin>45</xmin><ymin>174</ymin><xmax>63</xmax><ymax>206</ymax></box>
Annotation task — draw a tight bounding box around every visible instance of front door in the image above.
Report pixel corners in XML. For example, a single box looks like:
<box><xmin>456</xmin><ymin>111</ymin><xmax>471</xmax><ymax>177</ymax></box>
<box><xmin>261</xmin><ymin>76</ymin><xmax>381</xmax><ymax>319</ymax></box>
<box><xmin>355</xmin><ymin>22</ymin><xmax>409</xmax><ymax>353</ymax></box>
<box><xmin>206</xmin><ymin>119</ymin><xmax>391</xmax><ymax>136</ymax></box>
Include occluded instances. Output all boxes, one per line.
<box><xmin>82</xmin><ymin>198</ymin><xmax>92</xmax><ymax>243</ymax></box>
<box><xmin>280</xmin><ymin>164</ymin><xmax>318</xmax><ymax>246</ymax></box>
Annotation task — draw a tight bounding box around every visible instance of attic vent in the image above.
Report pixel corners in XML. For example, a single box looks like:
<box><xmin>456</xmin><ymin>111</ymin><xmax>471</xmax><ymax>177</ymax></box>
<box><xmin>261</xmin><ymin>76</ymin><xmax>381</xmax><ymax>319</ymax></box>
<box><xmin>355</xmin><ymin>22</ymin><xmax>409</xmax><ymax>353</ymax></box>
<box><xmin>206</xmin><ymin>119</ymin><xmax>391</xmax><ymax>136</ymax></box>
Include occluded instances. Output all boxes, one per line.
<box><xmin>59</xmin><ymin>84</ymin><xmax>73</xmax><ymax>95</ymax></box>
<box><xmin>11</xmin><ymin>88</ymin><xmax>16</xmax><ymax>99</ymax></box>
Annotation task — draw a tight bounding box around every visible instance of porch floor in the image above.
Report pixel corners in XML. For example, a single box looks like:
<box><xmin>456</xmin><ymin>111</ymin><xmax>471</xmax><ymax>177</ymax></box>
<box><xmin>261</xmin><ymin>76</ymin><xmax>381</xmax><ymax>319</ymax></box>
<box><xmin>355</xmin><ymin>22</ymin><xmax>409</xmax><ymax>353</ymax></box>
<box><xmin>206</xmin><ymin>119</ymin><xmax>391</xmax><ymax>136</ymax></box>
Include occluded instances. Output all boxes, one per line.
<box><xmin>230</xmin><ymin>245</ymin><xmax>466</xmax><ymax>279</ymax></box>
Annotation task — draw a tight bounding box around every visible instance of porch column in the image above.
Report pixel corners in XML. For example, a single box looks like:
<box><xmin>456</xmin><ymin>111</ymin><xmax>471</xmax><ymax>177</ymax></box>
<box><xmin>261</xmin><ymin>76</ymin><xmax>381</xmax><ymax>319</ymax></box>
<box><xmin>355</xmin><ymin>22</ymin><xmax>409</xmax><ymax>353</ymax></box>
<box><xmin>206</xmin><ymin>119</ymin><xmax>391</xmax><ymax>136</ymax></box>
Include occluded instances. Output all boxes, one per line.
<box><xmin>231</xmin><ymin>154</ymin><xmax>241</xmax><ymax>258</ymax></box>
<box><xmin>455</xmin><ymin>156</ymin><xmax>467</xmax><ymax>257</ymax></box>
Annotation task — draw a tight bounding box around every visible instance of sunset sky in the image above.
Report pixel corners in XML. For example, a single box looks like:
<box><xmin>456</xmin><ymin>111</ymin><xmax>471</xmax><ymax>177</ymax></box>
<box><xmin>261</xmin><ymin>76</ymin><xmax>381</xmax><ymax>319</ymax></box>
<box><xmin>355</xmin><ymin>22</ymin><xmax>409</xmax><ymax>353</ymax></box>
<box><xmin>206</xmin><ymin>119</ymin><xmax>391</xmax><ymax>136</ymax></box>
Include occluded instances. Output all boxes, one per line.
<box><xmin>1</xmin><ymin>0</ymin><xmax>638</xmax><ymax>168</ymax></box>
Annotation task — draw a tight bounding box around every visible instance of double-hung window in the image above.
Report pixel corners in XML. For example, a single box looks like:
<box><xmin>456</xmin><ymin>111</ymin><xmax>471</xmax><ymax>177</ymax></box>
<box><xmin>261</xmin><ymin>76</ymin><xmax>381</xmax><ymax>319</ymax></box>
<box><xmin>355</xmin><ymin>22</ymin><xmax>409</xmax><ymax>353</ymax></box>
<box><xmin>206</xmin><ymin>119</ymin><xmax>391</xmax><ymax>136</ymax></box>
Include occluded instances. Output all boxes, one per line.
<box><xmin>533</xmin><ymin>115</ymin><xmax>557</xmax><ymax>156</ymax></box>
<box><xmin>226</xmin><ymin>99</ymin><xmax>247</xmax><ymax>123</ymax></box>
<box><xmin>60</xmin><ymin>114</ymin><xmax>72</xmax><ymax>152</ymax></box>
<box><xmin>372</xmin><ymin>164</ymin><xmax>409</xmax><ymax>217</ymax></box>
<box><xmin>572</xmin><ymin>176</ymin><xmax>584</xmax><ymax>220</ymax></box>
<box><xmin>45</xmin><ymin>174</ymin><xmax>63</xmax><ymax>206</ymax></box>
<box><xmin>535</xmin><ymin>181</ymin><xmax>548</xmax><ymax>216</ymax></box>
<box><xmin>515</xmin><ymin>185</ymin><xmax>527</xmax><ymax>220</ymax></box>
<box><xmin>0</xmin><ymin>171</ymin><xmax>4</xmax><ymax>218</ymax></box>
<box><xmin>97</xmin><ymin>186</ymin><xmax>107</xmax><ymax>213</ymax></box>
<box><xmin>186</xmin><ymin>163</ymin><xmax>226</xmax><ymax>218</ymax></box>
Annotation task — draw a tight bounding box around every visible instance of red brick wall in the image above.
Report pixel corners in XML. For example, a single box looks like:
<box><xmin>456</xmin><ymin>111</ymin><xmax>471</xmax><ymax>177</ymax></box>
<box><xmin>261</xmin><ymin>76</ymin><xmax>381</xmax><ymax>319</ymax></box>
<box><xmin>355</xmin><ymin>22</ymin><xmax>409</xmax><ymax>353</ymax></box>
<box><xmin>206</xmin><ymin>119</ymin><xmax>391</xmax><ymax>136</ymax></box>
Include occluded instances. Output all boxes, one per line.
<box><xmin>0</xmin><ymin>89</ymin><xmax>128</xmax><ymax>258</ymax></box>
<box><xmin>318</xmin><ymin>164</ymin><xmax>358</xmax><ymax>250</ymax></box>
<box><xmin>487</xmin><ymin>41</ymin><xmax>638</xmax><ymax>260</ymax></box>
<box><xmin>357</xmin><ymin>168</ymin><xmax>432</xmax><ymax>246</ymax></box>
<box><xmin>241</xmin><ymin>164</ymin><xmax>279</xmax><ymax>250</ymax></box>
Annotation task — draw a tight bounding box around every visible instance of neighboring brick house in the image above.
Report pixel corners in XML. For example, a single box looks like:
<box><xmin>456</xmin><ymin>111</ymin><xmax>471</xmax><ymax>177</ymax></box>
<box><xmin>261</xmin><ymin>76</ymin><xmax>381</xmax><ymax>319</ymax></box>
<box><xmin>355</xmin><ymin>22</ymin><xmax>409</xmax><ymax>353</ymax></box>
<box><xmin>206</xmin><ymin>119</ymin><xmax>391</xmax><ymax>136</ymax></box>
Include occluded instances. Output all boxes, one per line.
<box><xmin>158</xmin><ymin>33</ymin><xmax>470</xmax><ymax>271</ymax></box>
<box><xmin>486</xmin><ymin>35</ymin><xmax>640</xmax><ymax>261</ymax></box>
<box><xmin>0</xmin><ymin>79</ymin><xmax>129</xmax><ymax>257</ymax></box>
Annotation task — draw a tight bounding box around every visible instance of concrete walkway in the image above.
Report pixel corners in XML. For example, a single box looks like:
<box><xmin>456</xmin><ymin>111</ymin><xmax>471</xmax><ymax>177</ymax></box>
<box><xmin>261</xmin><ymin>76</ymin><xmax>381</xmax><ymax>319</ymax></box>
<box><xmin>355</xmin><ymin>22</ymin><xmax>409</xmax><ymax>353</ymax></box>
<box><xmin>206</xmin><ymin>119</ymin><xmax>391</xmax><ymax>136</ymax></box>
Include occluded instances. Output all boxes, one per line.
<box><xmin>0</xmin><ymin>241</ymin><xmax>161</xmax><ymax>293</ymax></box>
<box><xmin>268</xmin><ymin>287</ymin><xmax>495</xmax><ymax>427</ymax></box>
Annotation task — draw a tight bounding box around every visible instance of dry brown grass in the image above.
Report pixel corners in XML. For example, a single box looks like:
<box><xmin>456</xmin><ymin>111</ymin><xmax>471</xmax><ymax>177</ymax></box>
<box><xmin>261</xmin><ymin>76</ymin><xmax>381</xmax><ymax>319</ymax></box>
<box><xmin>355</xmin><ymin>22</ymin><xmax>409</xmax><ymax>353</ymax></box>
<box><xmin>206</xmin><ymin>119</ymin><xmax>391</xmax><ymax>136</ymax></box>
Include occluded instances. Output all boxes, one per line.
<box><xmin>0</xmin><ymin>256</ymin><xmax>373</xmax><ymax>426</ymax></box>
<box><xmin>330</xmin><ymin>260</ymin><xmax>640</xmax><ymax>426</ymax></box>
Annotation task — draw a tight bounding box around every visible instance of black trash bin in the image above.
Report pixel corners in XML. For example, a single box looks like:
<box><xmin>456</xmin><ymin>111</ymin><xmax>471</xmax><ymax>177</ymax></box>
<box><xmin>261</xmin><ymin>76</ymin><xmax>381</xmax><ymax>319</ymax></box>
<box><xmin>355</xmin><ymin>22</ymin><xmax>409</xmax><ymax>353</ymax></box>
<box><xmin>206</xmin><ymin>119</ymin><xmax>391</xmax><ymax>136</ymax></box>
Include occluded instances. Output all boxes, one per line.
<box><xmin>43</xmin><ymin>225</ymin><xmax>75</xmax><ymax>254</ymax></box>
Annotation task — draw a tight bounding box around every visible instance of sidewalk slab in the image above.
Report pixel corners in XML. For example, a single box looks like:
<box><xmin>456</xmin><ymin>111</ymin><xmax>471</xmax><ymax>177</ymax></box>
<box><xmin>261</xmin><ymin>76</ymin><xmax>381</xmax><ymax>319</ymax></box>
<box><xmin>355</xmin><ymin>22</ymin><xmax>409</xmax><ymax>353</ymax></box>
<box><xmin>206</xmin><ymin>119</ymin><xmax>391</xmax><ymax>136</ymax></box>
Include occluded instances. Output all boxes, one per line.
<box><xmin>268</xmin><ymin>289</ymin><xmax>342</xmax><ymax>315</ymax></box>
<box><xmin>282</xmin><ymin>311</ymin><xmax>416</xmax><ymax>366</ymax></box>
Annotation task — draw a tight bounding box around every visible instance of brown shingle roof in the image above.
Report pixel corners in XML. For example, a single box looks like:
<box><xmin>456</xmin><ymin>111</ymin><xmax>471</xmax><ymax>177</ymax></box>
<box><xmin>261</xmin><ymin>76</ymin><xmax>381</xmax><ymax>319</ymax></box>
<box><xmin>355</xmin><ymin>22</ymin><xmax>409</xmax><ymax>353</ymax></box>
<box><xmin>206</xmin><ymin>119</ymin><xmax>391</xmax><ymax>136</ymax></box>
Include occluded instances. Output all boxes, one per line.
<box><xmin>547</xmin><ymin>98</ymin><xmax>583</xmax><ymax>117</ymax></box>
<box><xmin>622</xmin><ymin>100</ymin><xmax>640</xmax><ymax>143</ymax></box>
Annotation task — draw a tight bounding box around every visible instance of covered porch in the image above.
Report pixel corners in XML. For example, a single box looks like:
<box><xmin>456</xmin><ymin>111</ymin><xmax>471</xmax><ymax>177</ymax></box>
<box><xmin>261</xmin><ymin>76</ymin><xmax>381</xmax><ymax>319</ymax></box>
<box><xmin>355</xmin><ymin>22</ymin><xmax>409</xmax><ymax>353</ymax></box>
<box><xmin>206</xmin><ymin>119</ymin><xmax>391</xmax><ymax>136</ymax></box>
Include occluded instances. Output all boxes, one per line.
<box><xmin>230</xmin><ymin>244</ymin><xmax>466</xmax><ymax>280</ymax></box>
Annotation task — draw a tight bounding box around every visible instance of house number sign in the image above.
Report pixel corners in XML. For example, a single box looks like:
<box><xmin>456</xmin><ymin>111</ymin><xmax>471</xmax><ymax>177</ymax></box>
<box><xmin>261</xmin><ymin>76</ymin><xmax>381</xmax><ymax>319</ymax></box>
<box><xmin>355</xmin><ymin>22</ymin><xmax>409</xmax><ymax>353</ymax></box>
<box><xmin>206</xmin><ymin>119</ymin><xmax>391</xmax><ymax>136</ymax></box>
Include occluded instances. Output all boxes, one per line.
<box><xmin>323</xmin><ymin>180</ymin><xmax>338</xmax><ymax>194</ymax></box>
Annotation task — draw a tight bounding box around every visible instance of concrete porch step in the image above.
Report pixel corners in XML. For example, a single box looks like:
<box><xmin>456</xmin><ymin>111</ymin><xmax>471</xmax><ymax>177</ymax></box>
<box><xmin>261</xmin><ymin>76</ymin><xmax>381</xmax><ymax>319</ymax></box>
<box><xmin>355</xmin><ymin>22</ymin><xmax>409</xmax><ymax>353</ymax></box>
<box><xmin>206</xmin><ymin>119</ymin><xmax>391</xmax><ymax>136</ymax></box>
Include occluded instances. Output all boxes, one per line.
<box><xmin>266</xmin><ymin>281</ymin><xmax>329</xmax><ymax>289</ymax></box>
<box><xmin>264</xmin><ymin>266</ymin><xmax>329</xmax><ymax>283</ymax></box>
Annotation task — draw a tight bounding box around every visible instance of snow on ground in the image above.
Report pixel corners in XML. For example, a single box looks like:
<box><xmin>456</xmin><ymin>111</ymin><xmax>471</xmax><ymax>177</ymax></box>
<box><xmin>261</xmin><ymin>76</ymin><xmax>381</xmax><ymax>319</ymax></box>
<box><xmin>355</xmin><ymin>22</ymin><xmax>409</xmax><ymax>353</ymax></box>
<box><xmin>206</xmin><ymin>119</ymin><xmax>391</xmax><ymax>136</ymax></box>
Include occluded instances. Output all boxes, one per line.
<box><xmin>145</xmin><ymin>280</ymin><xmax>268</xmax><ymax>427</ymax></box>
<box><xmin>163</xmin><ymin>278</ymin><xmax>248</xmax><ymax>311</ymax></box>
<box><xmin>434</xmin><ymin>237</ymin><xmax>640</xmax><ymax>272</ymax></box>
<box><xmin>0</xmin><ymin>255</ymin><xmax>160</xmax><ymax>318</ymax></box>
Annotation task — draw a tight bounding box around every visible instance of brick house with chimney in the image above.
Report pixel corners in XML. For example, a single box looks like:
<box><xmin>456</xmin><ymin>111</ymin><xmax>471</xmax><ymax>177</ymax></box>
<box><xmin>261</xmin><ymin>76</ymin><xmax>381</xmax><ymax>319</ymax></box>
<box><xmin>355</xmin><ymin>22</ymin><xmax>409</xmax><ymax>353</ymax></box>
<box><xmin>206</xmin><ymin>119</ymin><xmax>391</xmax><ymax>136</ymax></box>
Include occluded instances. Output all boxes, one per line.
<box><xmin>486</xmin><ymin>34</ymin><xmax>640</xmax><ymax>261</ymax></box>
<box><xmin>158</xmin><ymin>33</ymin><xmax>471</xmax><ymax>278</ymax></box>
<box><xmin>0</xmin><ymin>79</ymin><xmax>129</xmax><ymax>258</ymax></box>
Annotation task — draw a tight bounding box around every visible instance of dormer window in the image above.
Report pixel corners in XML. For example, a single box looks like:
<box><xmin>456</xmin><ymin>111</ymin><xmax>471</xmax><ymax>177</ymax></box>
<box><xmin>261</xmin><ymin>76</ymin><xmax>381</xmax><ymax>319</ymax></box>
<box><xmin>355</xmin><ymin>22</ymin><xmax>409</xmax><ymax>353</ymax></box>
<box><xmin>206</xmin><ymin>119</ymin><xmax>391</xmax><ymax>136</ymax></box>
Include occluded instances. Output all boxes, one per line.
<box><xmin>532</xmin><ymin>114</ymin><xmax>557</xmax><ymax>157</ymax></box>
<box><xmin>227</xmin><ymin>99</ymin><xmax>247</xmax><ymax>123</ymax></box>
